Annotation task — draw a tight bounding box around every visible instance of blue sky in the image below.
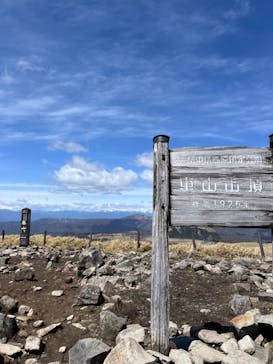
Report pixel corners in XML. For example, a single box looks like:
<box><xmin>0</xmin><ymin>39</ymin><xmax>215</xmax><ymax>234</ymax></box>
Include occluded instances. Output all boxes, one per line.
<box><xmin>0</xmin><ymin>0</ymin><xmax>273</xmax><ymax>213</ymax></box>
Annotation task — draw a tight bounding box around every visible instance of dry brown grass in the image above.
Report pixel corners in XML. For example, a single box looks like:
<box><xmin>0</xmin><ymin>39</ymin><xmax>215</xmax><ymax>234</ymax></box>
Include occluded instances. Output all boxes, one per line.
<box><xmin>0</xmin><ymin>235</ymin><xmax>270</xmax><ymax>259</ymax></box>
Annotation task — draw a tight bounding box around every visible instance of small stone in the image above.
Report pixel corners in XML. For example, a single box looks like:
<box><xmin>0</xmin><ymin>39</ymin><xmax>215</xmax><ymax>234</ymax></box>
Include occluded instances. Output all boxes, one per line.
<box><xmin>33</xmin><ymin>320</ymin><xmax>44</xmax><ymax>328</ymax></box>
<box><xmin>221</xmin><ymin>338</ymin><xmax>239</xmax><ymax>354</ymax></box>
<box><xmin>222</xmin><ymin>349</ymin><xmax>264</xmax><ymax>364</ymax></box>
<box><xmin>0</xmin><ymin>296</ymin><xmax>18</xmax><ymax>313</ymax></box>
<box><xmin>258</xmin><ymin>292</ymin><xmax>273</xmax><ymax>302</ymax></box>
<box><xmin>0</xmin><ymin>343</ymin><xmax>22</xmax><ymax>357</ymax></box>
<box><xmin>51</xmin><ymin>290</ymin><xmax>64</xmax><ymax>297</ymax></box>
<box><xmin>230</xmin><ymin>294</ymin><xmax>252</xmax><ymax>315</ymax></box>
<box><xmin>238</xmin><ymin>335</ymin><xmax>256</xmax><ymax>355</ymax></box>
<box><xmin>66</xmin><ymin>315</ymin><xmax>74</xmax><ymax>321</ymax></box>
<box><xmin>76</xmin><ymin>284</ymin><xmax>103</xmax><ymax>306</ymax></box>
<box><xmin>18</xmin><ymin>305</ymin><xmax>31</xmax><ymax>315</ymax></box>
<box><xmin>15</xmin><ymin>268</ymin><xmax>35</xmax><ymax>281</ymax></box>
<box><xmin>24</xmin><ymin>335</ymin><xmax>42</xmax><ymax>353</ymax></box>
<box><xmin>169</xmin><ymin>321</ymin><xmax>178</xmax><ymax>337</ymax></box>
<box><xmin>25</xmin><ymin>359</ymin><xmax>39</xmax><ymax>364</ymax></box>
<box><xmin>189</xmin><ymin>340</ymin><xmax>226</xmax><ymax>363</ymax></box>
<box><xmin>146</xmin><ymin>349</ymin><xmax>172</xmax><ymax>363</ymax></box>
<box><xmin>72</xmin><ymin>323</ymin><xmax>86</xmax><ymax>330</ymax></box>
<box><xmin>116</xmin><ymin>324</ymin><xmax>146</xmax><ymax>344</ymax></box>
<box><xmin>37</xmin><ymin>322</ymin><xmax>62</xmax><ymax>337</ymax></box>
<box><xmin>198</xmin><ymin>329</ymin><xmax>228</xmax><ymax>344</ymax></box>
<box><xmin>169</xmin><ymin>348</ymin><xmax>193</xmax><ymax>364</ymax></box>
<box><xmin>100</xmin><ymin>310</ymin><xmax>127</xmax><ymax>341</ymax></box>
<box><xmin>0</xmin><ymin>313</ymin><xmax>19</xmax><ymax>339</ymax></box>
<box><xmin>69</xmin><ymin>338</ymin><xmax>110</xmax><ymax>364</ymax></box>
<box><xmin>32</xmin><ymin>286</ymin><xmax>42</xmax><ymax>292</ymax></box>
<box><xmin>59</xmin><ymin>346</ymin><xmax>66</xmax><ymax>353</ymax></box>
<box><xmin>103</xmin><ymin>337</ymin><xmax>155</xmax><ymax>364</ymax></box>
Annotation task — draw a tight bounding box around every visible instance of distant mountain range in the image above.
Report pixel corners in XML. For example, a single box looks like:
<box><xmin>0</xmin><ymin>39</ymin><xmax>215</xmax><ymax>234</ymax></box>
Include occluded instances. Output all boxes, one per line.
<box><xmin>0</xmin><ymin>209</ymin><xmax>271</xmax><ymax>242</ymax></box>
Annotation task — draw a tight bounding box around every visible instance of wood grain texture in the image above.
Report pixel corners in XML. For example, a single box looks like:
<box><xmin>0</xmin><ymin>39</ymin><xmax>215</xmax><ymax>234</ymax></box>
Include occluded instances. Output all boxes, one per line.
<box><xmin>151</xmin><ymin>137</ymin><xmax>170</xmax><ymax>354</ymax></box>
<box><xmin>169</xmin><ymin>147</ymin><xmax>273</xmax><ymax>227</ymax></box>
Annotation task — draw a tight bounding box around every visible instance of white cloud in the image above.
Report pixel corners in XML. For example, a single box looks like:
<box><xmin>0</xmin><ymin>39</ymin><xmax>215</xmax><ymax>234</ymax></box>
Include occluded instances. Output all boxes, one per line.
<box><xmin>54</xmin><ymin>156</ymin><xmax>138</xmax><ymax>193</ymax></box>
<box><xmin>135</xmin><ymin>152</ymin><xmax>153</xmax><ymax>168</ymax></box>
<box><xmin>224</xmin><ymin>0</ymin><xmax>252</xmax><ymax>20</ymax></box>
<box><xmin>140</xmin><ymin>169</ymin><xmax>153</xmax><ymax>185</ymax></box>
<box><xmin>17</xmin><ymin>57</ymin><xmax>45</xmax><ymax>72</ymax></box>
<box><xmin>49</xmin><ymin>141</ymin><xmax>87</xmax><ymax>153</ymax></box>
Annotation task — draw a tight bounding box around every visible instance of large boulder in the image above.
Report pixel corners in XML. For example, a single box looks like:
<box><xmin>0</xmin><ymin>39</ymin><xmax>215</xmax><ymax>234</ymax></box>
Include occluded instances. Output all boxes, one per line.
<box><xmin>69</xmin><ymin>338</ymin><xmax>110</xmax><ymax>364</ymax></box>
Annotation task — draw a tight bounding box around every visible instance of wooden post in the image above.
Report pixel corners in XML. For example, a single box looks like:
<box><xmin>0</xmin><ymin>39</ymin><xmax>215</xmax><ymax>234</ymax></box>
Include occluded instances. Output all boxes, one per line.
<box><xmin>257</xmin><ymin>232</ymin><xmax>265</xmax><ymax>260</ymax></box>
<box><xmin>269</xmin><ymin>134</ymin><xmax>273</xmax><ymax>277</ymax></box>
<box><xmin>43</xmin><ymin>231</ymin><xmax>47</xmax><ymax>246</ymax></box>
<box><xmin>151</xmin><ymin>135</ymin><xmax>170</xmax><ymax>355</ymax></box>
<box><xmin>88</xmin><ymin>232</ymin><xmax>93</xmax><ymax>248</ymax></box>
<box><xmin>192</xmin><ymin>232</ymin><xmax>197</xmax><ymax>250</ymax></box>
<box><xmin>136</xmin><ymin>230</ymin><xmax>140</xmax><ymax>250</ymax></box>
<box><xmin>2</xmin><ymin>230</ymin><xmax>5</xmax><ymax>242</ymax></box>
<box><xmin>20</xmin><ymin>208</ymin><xmax>31</xmax><ymax>247</ymax></box>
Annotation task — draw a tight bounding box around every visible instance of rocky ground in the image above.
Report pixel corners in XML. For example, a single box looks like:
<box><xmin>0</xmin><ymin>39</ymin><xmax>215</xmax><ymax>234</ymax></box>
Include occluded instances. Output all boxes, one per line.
<box><xmin>1</xmin><ymin>245</ymin><xmax>273</xmax><ymax>363</ymax></box>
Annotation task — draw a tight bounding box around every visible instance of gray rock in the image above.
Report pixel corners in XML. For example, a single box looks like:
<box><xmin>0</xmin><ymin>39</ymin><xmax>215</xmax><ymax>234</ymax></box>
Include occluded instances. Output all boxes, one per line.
<box><xmin>18</xmin><ymin>305</ymin><xmax>31</xmax><ymax>315</ymax></box>
<box><xmin>192</xmin><ymin>261</ymin><xmax>205</xmax><ymax>271</ymax></box>
<box><xmin>51</xmin><ymin>290</ymin><xmax>64</xmax><ymax>297</ymax></box>
<box><xmin>189</xmin><ymin>340</ymin><xmax>226</xmax><ymax>363</ymax></box>
<box><xmin>0</xmin><ymin>313</ymin><xmax>18</xmax><ymax>339</ymax></box>
<box><xmin>76</xmin><ymin>284</ymin><xmax>104</xmax><ymax>306</ymax></box>
<box><xmin>169</xmin><ymin>349</ymin><xmax>193</xmax><ymax>364</ymax></box>
<box><xmin>238</xmin><ymin>335</ymin><xmax>255</xmax><ymax>354</ymax></box>
<box><xmin>36</xmin><ymin>322</ymin><xmax>62</xmax><ymax>337</ymax></box>
<box><xmin>15</xmin><ymin>268</ymin><xmax>35</xmax><ymax>281</ymax></box>
<box><xmin>69</xmin><ymin>338</ymin><xmax>110</xmax><ymax>364</ymax></box>
<box><xmin>24</xmin><ymin>335</ymin><xmax>42</xmax><ymax>353</ymax></box>
<box><xmin>116</xmin><ymin>324</ymin><xmax>146</xmax><ymax>344</ymax></box>
<box><xmin>222</xmin><ymin>349</ymin><xmax>264</xmax><ymax>364</ymax></box>
<box><xmin>0</xmin><ymin>295</ymin><xmax>18</xmax><ymax>313</ymax></box>
<box><xmin>230</xmin><ymin>294</ymin><xmax>252</xmax><ymax>315</ymax></box>
<box><xmin>103</xmin><ymin>337</ymin><xmax>155</xmax><ymax>364</ymax></box>
<box><xmin>198</xmin><ymin>329</ymin><xmax>228</xmax><ymax>344</ymax></box>
<box><xmin>25</xmin><ymin>359</ymin><xmax>39</xmax><ymax>364</ymax></box>
<box><xmin>174</xmin><ymin>260</ymin><xmax>190</xmax><ymax>270</ymax></box>
<box><xmin>78</xmin><ymin>248</ymin><xmax>104</xmax><ymax>276</ymax></box>
<box><xmin>0</xmin><ymin>343</ymin><xmax>22</xmax><ymax>357</ymax></box>
<box><xmin>228</xmin><ymin>265</ymin><xmax>249</xmax><ymax>281</ymax></box>
<box><xmin>232</xmin><ymin>258</ymin><xmax>258</xmax><ymax>268</ymax></box>
<box><xmin>147</xmin><ymin>349</ymin><xmax>172</xmax><ymax>363</ymax></box>
<box><xmin>100</xmin><ymin>310</ymin><xmax>126</xmax><ymax>341</ymax></box>
<box><xmin>221</xmin><ymin>338</ymin><xmax>239</xmax><ymax>354</ymax></box>
<box><xmin>258</xmin><ymin>292</ymin><xmax>273</xmax><ymax>302</ymax></box>
<box><xmin>253</xmin><ymin>343</ymin><xmax>273</xmax><ymax>363</ymax></box>
<box><xmin>216</xmin><ymin>259</ymin><xmax>230</xmax><ymax>271</ymax></box>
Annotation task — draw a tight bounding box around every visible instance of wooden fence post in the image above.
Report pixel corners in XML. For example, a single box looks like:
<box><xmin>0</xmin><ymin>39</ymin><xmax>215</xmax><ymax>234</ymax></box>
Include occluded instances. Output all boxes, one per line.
<box><xmin>2</xmin><ymin>230</ymin><xmax>5</xmax><ymax>242</ymax></box>
<box><xmin>151</xmin><ymin>135</ymin><xmax>170</xmax><ymax>355</ymax></box>
<box><xmin>192</xmin><ymin>232</ymin><xmax>197</xmax><ymax>250</ymax></box>
<box><xmin>136</xmin><ymin>230</ymin><xmax>140</xmax><ymax>250</ymax></box>
<box><xmin>257</xmin><ymin>232</ymin><xmax>265</xmax><ymax>260</ymax></box>
<box><xmin>88</xmin><ymin>232</ymin><xmax>93</xmax><ymax>248</ymax></box>
<box><xmin>269</xmin><ymin>134</ymin><xmax>273</xmax><ymax>277</ymax></box>
<box><xmin>43</xmin><ymin>231</ymin><xmax>47</xmax><ymax>246</ymax></box>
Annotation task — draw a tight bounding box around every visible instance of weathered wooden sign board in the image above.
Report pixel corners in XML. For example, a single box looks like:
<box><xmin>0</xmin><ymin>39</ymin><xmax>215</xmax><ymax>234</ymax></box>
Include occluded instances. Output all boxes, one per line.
<box><xmin>151</xmin><ymin>135</ymin><xmax>273</xmax><ymax>355</ymax></box>
<box><xmin>170</xmin><ymin>146</ymin><xmax>273</xmax><ymax>227</ymax></box>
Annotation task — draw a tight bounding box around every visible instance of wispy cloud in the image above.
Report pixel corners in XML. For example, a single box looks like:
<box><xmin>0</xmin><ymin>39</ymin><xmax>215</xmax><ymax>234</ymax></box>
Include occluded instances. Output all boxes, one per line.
<box><xmin>49</xmin><ymin>141</ymin><xmax>87</xmax><ymax>153</ymax></box>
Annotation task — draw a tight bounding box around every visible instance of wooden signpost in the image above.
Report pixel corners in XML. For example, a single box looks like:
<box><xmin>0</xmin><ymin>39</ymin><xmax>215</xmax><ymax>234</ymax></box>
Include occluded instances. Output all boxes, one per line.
<box><xmin>19</xmin><ymin>208</ymin><xmax>31</xmax><ymax>247</ymax></box>
<box><xmin>151</xmin><ymin>134</ymin><xmax>273</xmax><ymax>354</ymax></box>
